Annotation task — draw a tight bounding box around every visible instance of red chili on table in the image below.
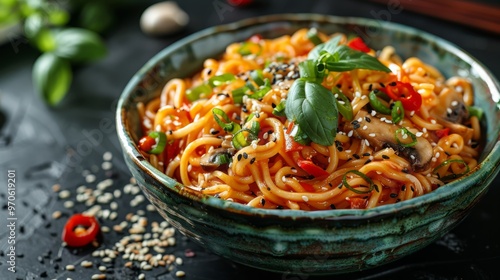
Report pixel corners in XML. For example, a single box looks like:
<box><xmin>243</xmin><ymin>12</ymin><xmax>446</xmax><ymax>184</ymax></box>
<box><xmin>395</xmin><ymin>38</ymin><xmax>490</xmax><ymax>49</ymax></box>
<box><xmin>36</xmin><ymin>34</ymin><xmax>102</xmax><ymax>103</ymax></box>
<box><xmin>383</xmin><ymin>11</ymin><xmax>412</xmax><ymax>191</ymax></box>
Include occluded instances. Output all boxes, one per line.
<box><xmin>62</xmin><ymin>214</ymin><xmax>100</xmax><ymax>247</ymax></box>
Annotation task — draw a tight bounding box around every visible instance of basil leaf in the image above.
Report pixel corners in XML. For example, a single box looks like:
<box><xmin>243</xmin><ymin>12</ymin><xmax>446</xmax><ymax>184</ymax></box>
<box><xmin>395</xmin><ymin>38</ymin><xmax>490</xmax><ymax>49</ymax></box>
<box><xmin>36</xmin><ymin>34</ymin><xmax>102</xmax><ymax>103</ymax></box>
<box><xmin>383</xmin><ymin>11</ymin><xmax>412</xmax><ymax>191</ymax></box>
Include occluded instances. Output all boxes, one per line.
<box><xmin>54</xmin><ymin>28</ymin><xmax>106</xmax><ymax>63</ymax></box>
<box><xmin>79</xmin><ymin>2</ymin><xmax>114</xmax><ymax>33</ymax></box>
<box><xmin>307</xmin><ymin>34</ymin><xmax>342</xmax><ymax>60</ymax></box>
<box><xmin>285</xmin><ymin>79</ymin><xmax>338</xmax><ymax>146</ymax></box>
<box><xmin>24</xmin><ymin>13</ymin><xmax>44</xmax><ymax>38</ymax></box>
<box><xmin>33</xmin><ymin>53</ymin><xmax>72</xmax><ymax>106</ymax></box>
<box><xmin>324</xmin><ymin>45</ymin><xmax>390</xmax><ymax>72</ymax></box>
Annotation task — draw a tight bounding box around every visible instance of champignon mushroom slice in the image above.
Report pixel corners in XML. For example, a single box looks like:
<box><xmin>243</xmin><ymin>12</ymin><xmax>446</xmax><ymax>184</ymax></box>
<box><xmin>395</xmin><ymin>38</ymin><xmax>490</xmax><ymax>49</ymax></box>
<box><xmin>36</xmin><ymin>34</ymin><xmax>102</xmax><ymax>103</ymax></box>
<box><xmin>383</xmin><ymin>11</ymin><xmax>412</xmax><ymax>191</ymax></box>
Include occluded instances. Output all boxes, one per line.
<box><xmin>430</xmin><ymin>87</ymin><xmax>469</xmax><ymax>123</ymax></box>
<box><xmin>347</xmin><ymin>110</ymin><xmax>433</xmax><ymax>171</ymax></box>
<box><xmin>200</xmin><ymin>148</ymin><xmax>236</xmax><ymax>172</ymax></box>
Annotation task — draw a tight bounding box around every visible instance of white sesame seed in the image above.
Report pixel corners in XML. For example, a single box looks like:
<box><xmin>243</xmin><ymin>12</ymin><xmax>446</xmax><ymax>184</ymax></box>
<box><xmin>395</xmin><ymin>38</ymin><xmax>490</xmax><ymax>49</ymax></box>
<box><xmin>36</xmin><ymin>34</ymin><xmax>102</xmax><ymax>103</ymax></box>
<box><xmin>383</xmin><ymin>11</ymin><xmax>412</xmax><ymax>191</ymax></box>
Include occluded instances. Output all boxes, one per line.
<box><xmin>368</xmin><ymin>133</ymin><xmax>376</xmax><ymax>137</ymax></box>
<box><xmin>85</xmin><ymin>174</ymin><xmax>96</xmax><ymax>183</ymax></box>
<box><xmin>371</xmin><ymin>110</ymin><xmax>376</xmax><ymax>116</ymax></box>
<box><xmin>435</xmin><ymin>152</ymin><xmax>441</xmax><ymax>158</ymax></box>
<box><xmin>114</xmin><ymin>189</ymin><xmax>122</xmax><ymax>198</ymax></box>
<box><xmin>431</xmin><ymin>119</ymin><xmax>436</xmax><ymax>124</ymax></box>
<box><xmin>451</xmin><ymin>100</ymin><xmax>458</xmax><ymax>106</ymax></box>
<box><xmin>365</xmin><ymin>139</ymin><xmax>370</xmax><ymax>147</ymax></box>
<box><xmin>138</xmin><ymin>274</ymin><xmax>146</xmax><ymax>280</ymax></box>
<box><xmin>302</xmin><ymin>195</ymin><xmax>309</xmax><ymax>202</ymax></box>
<box><xmin>347</xmin><ymin>130</ymin><xmax>354</xmax><ymax>137</ymax></box>
<box><xmin>64</xmin><ymin>201</ymin><xmax>74</xmax><ymax>209</ymax></box>
<box><xmin>447</xmin><ymin>108</ymin><xmax>453</xmax><ymax>114</ymax></box>
<box><xmin>175</xmin><ymin>257</ymin><xmax>183</xmax><ymax>265</ymax></box>
<box><xmin>380</xmin><ymin>117</ymin><xmax>386</xmax><ymax>122</ymax></box>
<box><xmin>52</xmin><ymin>211</ymin><xmax>62</xmax><ymax>220</ymax></box>
<box><xmin>110</xmin><ymin>201</ymin><xmax>118</xmax><ymax>210</ymax></box>
<box><xmin>175</xmin><ymin>271</ymin><xmax>186</xmax><ymax>277</ymax></box>
<box><xmin>147</xmin><ymin>204</ymin><xmax>156</xmax><ymax>212</ymax></box>
<box><xmin>410</xmin><ymin>111</ymin><xmax>415</xmax><ymax>116</ymax></box>
<box><xmin>58</xmin><ymin>190</ymin><xmax>71</xmax><ymax>199</ymax></box>
<box><xmin>422</xmin><ymin>128</ymin><xmax>427</xmax><ymax>133</ymax></box>
<box><xmin>357</xmin><ymin>117</ymin><xmax>363</xmax><ymax>123</ymax></box>
<box><xmin>415</xmin><ymin>132</ymin><xmax>423</xmax><ymax>137</ymax></box>
<box><xmin>362</xmin><ymin>125</ymin><xmax>368</xmax><ymax>130</ymax></box>
<box><xmin>103</xmin><ymin>152</ymin><xmax>113</xmax><ymax>161</ymax></box>
<box><xmin>99</xmin><ymin>266</ymin><xmax>107</xmax><ymax>272</ymax></box>
<box><xmin>66</xmin><ymin>264</ymin><xmax>75</xmax><ymax>271</ymax></box>
<box><xmin>81</xmin><ymin>260</ymin><xmax>93</xmax><ymax>268</ymax></box>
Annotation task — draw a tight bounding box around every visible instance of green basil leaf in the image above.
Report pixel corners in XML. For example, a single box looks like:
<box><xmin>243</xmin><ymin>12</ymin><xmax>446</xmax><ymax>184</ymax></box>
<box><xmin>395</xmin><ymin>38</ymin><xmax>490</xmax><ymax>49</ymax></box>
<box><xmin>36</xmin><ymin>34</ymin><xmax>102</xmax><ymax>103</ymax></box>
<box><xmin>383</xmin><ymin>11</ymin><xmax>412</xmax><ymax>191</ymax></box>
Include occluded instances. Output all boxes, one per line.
<box><xmin>53</xmin><ymin>28</ymin><xmax>106</xmax><ymax>63</ymax></box>
<box><xmin>324</xmin><ymin>45</ymin><xmax>390</xmax><ymax>72</ymax></box>
<box><xmin>33</xmin><ymin>28</ymin><xmax>56</xmax><ymax>52</ymax></box>
<box><xmin>285</xmin><ymin>79</ymin><xmax>338</xmax><ymax>146</ymax></box>
<box><xmin>48</xmin><ymin>8</ymin><xmax>69</xmax><ymax>26</ymax></box>
<box><xmin>32</xmin><ymin>52</ymin><xmax>72</xmax><ymax>106</ymax></box>
<box><xmin>24</xmin><ymin>13</ymin><xmax>44</xmax><ymax>38</ymax></box>
<box><xmin>79</xmin><ymin>2</ymin><xmax>114</xmax><ymax>33</ymax></box>
<box><xmin>307</xmin><ymin>34</ymin><xmax>342</xmax><ymax>60</ymax></box>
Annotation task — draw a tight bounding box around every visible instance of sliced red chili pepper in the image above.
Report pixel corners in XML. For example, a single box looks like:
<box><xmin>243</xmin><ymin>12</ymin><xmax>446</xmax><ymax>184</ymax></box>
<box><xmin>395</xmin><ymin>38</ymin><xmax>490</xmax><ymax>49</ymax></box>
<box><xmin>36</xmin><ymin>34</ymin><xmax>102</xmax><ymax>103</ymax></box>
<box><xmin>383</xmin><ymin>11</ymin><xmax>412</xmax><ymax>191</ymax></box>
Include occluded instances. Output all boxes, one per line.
<box><xmin>347</xmin><ymin>37</ymin><xmax>371</xmax><ymax>53</ymax></box>
<box><xmin>285</xmin><ymin>122</ymin><xmax>305</xmax><ymax>152</ymax></box>
<box><xmin>382</xmin><ymin>81</ymin><xmax>422</xmax><ymax>111</ymax></box>
<box><xmin>297</xmin><ymin>159</ymin><xmax>329</xmax><ymax>178</ymax></box>
<box><xmin>347</xmin><ymin>197</ymin><xmax>367</xmax><ymax>209</ymax></box>
<box><xmin>62</xmin><ymin>214</ymin><xmax>100</xmax><ymax>247</ymax></box>
<box><xmin>300</xmin><ymin>182</ymin><xmax>316</xmax><ymax>192</ymax></box>
<box><xmin>435</xmin><ymin>127</ymin><xmax>451</xmax><ymax>139</ymax></box>
<box><xmin>139</xmin><ymin>135</ymin><xmax>156</xmax><ymax>152</ymax></box>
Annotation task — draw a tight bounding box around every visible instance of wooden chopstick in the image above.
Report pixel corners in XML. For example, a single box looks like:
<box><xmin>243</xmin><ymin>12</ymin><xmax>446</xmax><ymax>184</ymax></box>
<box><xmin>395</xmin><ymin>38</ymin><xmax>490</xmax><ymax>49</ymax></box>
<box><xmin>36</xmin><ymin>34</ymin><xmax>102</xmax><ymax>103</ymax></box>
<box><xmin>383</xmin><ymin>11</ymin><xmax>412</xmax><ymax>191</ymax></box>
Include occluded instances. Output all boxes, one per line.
<box><xmin>366</xmin><ymin>0</ymin><xmax>500</xmax><ymax>35</ymax></box>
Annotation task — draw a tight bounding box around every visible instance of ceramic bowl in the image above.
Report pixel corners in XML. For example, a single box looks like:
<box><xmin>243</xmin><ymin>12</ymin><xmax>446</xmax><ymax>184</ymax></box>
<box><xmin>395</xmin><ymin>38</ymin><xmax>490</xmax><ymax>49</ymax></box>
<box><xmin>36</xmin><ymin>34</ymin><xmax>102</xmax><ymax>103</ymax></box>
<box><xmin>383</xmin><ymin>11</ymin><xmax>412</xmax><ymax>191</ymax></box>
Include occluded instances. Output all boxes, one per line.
<box><xmin>116</xmin><ymin>14</ymin><xmax>500</xmax><ymax>275</ymax></box>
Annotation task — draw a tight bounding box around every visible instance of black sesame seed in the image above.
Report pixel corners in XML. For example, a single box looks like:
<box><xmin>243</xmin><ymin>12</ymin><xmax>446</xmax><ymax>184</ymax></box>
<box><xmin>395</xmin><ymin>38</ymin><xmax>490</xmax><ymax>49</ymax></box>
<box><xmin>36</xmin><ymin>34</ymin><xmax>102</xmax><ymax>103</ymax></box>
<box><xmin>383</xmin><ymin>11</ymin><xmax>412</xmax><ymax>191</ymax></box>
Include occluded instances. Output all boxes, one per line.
<box><xmin>267</xmin><ymin>187</ymin><xmax>271</xmax><ymax>191</ymax></box>
<box><xmin>261</xmin><ymin>198</ymin><xmax>266</xmax><ymax>206</ymax></box>
<box><xmin>255</xmin><ymin>112</ymin><xmax>260</xmax><ymax>118</ymax></box>
<box><xmin>395</xmin><ymin>198</ymin><xmax>401</xmax><ymax>203</ymax></box>
<box><xmin>411</xmin><ymin>186</ymin><xmax>415</xmax><ymax>192</ymax></box>
<box><xmin>237</xmin><ymin>154</ymin><xmax>242</xmax><ymax>161</ymax></box>
<box><xmin>368</xmin><ymin>84</ymin><xmax>373</xmax><ymax>91</ymax></box>
<box><xmin>382</xmin><ymin>155</ymin><xmax>390</xmax><ymax>159</ymax></box>
<box><xmin>389</xmin><ymin>82</ymin><xmax>397</xmax><ymax>86</ymax></box>
<box><xmin>243</xmin><ymin>152</ymin><xmax>248</xmax><ymax>159</ymax></box>
<box><xmin>330</xmin><ymin>204</ymin><xmax>336</xmax><ymax>209</ymax></box>
<box><xmin>364</xmin><ymin>159</ymin><xmax>372</xmax><ymax>164</ymax></box>
<box><xmin>39</xmin><ymin>271</ymin><xmax>48</xmax><ymax>278</ymax></box>
<box><xmin>363</xmin><ymin>152</ymin><xmax>371</xmax><ymax>157</ymax></box>
<box><xmin>250</xmin><ymin>158</ymin><xmax>256</xmax><ymax>164</ymax></box>
<box><xmin>401</xmin><ymin>185</ymin><xmax>406</xmax><ymax>191</ymax></box>
<box><xmin>390</xmin><ymin>193</ymin><xmax>398</xmax><ymax>198</ymax></box>
<box><xmin>353</xmin><ymin>154</ymin><xmax>360</xmax><ymax>159</ymax></box>
<box><xmin>379</xmin><ymin>82</ymin><xmax>386</xmax><ymax>88</ymax></box>
<box><xmin>276</xmin><ymin>205</ymin><xmax>284</xmax><ymax>209</ymax></box>
<box><xmin>207</xmin><ymin>69</ymin><xmax>212</xmax><ymax>75</ymax></box>
<box><xmin>365</xmin><ymin>116</ymin><xmax>371</xmax><ymax>122</ymax></box>
<box><xmin>271</xmin><ymin>103</ymin><xmax>276</xmax><ymax>108</ymax></box>
<box><xmin>210</xmin><ymin>130</ymin><xmax>220</xmax><ymax>135</ymax></box>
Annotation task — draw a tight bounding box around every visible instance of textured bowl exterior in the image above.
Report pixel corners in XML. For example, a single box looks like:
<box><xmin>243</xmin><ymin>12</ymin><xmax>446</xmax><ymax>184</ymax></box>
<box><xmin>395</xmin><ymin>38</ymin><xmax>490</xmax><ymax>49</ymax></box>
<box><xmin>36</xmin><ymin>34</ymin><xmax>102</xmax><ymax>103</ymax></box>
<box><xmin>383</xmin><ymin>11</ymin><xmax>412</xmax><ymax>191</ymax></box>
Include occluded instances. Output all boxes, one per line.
<box><xmin>117</xmin><ymin>14</ymin><xmax>500</xmax><ymax>275</ymax></box>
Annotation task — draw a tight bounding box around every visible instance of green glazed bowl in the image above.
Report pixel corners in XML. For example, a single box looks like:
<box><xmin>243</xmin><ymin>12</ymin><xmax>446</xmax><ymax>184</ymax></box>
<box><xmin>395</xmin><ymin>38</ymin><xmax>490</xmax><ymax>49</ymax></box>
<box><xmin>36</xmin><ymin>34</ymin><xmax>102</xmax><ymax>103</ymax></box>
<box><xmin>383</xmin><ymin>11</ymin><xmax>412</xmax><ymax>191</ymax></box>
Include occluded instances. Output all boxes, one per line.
<box><xmin>116</xmin><ymin>14</ymin><xmax>500</xmax><ymax>275</ymax></box>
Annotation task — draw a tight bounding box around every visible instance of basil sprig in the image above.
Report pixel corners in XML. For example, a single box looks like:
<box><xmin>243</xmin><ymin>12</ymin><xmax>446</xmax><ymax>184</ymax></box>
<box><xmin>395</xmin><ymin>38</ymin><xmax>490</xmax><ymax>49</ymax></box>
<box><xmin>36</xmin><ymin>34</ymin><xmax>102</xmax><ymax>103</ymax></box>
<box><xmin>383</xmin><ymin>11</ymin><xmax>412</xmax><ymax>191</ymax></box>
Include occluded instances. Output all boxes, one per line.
<box><xmin>285</xmin><ymin>36</ymin><xmax>390</xmax><ymax>146</ymax></box>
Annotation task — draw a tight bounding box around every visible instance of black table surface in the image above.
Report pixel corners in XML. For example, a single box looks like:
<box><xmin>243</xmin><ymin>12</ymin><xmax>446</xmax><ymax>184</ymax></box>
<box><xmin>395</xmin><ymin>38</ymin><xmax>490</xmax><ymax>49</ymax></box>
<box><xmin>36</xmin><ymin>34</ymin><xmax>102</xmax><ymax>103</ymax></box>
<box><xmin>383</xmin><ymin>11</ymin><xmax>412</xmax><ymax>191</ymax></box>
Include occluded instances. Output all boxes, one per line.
<box><xmin>1</xmin><ymin>0</ymin><xmax>500</xmax><ymax>279</ymax></box>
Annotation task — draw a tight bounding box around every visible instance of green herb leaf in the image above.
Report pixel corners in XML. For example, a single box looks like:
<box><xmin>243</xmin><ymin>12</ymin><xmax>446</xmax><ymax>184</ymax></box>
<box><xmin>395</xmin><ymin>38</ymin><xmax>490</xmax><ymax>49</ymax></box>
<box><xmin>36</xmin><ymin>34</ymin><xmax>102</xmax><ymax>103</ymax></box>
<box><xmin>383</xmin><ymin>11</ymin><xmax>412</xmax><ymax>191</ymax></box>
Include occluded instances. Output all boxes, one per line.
<box><xmin>33</xmin><ymin>52</ymin><xmax>72</xmax><ymax>106</ymax></box>
<box><xmin>272</xmin><ymin>100</ymin><xmax>286</xmax><ymax>116</ymax></box>
<box><xmin>308</xmin><ymin>34</ymin><xmax>342</xmax><ymax>60</ymax></box>
<box><xmin>285</xmin><ymin>78</ymin><xmax>338</xmax><ymax>146</ymax></box>
<box><xmin>79</xmin><ymin>2</ymin><xmax>114</xmax><ymax>33</ymax></box>
<box><xmin>53</xmin><ymin>28</ymin><xmax>106</xmax><ymax>63</ymax></box>
<box><xmin>323</xmin><ymin>45</ymin><xmax>391</xmax><ymax>72</ymax></box>
<box><xmin>24</xmin><ymin>13</ymin><xmax>44</xmax><ymax>38</ymax></box>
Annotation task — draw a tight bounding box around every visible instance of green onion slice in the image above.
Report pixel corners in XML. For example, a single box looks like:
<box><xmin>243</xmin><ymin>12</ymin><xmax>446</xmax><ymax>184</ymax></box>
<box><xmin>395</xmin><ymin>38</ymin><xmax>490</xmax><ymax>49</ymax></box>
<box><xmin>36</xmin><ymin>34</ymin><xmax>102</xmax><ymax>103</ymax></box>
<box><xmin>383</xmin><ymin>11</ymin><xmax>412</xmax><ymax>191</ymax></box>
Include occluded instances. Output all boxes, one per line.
<box><xmin>342</xmin><ymin>170</ymin><xmax>379</xmax><ymax>194</ymax></box>
<box><xmin>433</xmin><ymin>159</ymin><xmax>470</xmax><ymax>181</ymax></box>
<box><xmin>369</xmin><ymin>90</ymin><xmax>391</xmax><ymax>115</ymax></box>
<box><xmin>147</xmin><ymin>131</ymin><xmax>167</xmax><ymax>154</ymax></box>
<box><xmin>333</xmin><ymin>87</ymin><xmax>353</xmax><ymax>121</ymax></box>
<box><xmin>212</xmin><ymin>108</ymin><xmax>236</xmax><ymax>133</ymax></box>
<box><xmin>208</xmin><ymin>73</ymin><xmax>235</xmax><ymax>87</ymax></box>
<box><xmin>395</xmin><ymin>127</ymin><xmax>417</xmax><ymax>147</ymax></box>
<box><xmin>391</xmin><ymin>100</ymin><xmax>405</xmax><ymax>124</ymax></box>
<box><xmin>238</xmin><ymin>42</ymin><xmax>262</xmax><ymax>56</ymax></box>
<box><xmin>272</xmin><ymin>101</ymin><xmax>286</xmax><ymax>117</ymax></box>
<box><xmin>468</xmin><ymin>105</ymin><xmax>483</xmax><ymax>120</ymax></box>
<box><xmin>250</xmin><ymin>70</ymin><xmax>265</xmax><ymax>86</ymax></box>
<box><xmin>306</xmin><ymin>28</ymin><xmax>323</xmax><ymax>46</ymax></box>
<box><xmin>232</xmin><ymin>86</ymin><xmax>250</xmax><ymax>104</ymax></box>
<box><xmin>186</xmin><ymin>84</ymin><xmax>212</xmax><ymax>102</ymax></box>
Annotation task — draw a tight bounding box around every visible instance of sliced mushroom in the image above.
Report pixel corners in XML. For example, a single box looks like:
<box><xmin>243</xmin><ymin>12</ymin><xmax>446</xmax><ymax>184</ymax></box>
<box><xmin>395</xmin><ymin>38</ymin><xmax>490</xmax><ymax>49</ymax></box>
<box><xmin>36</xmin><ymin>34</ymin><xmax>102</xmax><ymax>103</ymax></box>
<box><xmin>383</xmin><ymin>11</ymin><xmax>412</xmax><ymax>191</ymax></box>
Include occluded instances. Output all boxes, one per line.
<box><xmin>430</xmin><ymin>87</ymin><xmax>469</xmax><ymax>123</ymax></box>
<box><xmin>200</xmin><ymin>147</ymin><xmax>236</xmax><ymax>172</ymax></box>
<box><xmin>346</xmin><ymin>110</ymin><xmax>433</xmax><ymax>171</ymax></box>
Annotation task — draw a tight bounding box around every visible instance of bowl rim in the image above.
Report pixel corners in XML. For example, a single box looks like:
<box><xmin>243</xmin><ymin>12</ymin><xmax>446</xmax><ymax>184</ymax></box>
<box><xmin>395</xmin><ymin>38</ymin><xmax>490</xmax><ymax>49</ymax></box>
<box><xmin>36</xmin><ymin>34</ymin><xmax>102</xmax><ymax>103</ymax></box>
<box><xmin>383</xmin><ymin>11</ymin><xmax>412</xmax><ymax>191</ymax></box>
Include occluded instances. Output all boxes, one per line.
<box><xmin>116</xmin><ymin>13</ymin><xmax>500</xmax><ymax>219</ymax></box>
